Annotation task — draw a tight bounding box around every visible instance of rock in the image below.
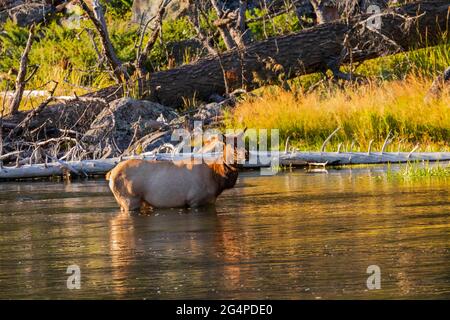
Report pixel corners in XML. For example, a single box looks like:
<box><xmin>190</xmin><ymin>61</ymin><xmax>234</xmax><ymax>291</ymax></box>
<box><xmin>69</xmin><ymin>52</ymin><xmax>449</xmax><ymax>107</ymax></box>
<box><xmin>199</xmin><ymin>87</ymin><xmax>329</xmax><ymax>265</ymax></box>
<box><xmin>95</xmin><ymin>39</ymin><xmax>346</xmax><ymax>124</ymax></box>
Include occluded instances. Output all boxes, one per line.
<box><xmin>0</xmin><ymin>0</ymin><xmax>67</xmax><ymax>26</ymax></box>
<box><xmin>124</xmin><ymin>130</ymin><xmax>174</xmax><ymax>156</ymax></box>
<box><xmin>124</xmin><ymin>102</ymin><xmax>229</xmax><ymax>155</ymax></box>
<box><xmin>82</xmin><ymin>98</ymin><xmax>176</xmax><ymax>155</ymax></box>
<box><xmin>9</xmin><ymin>3</ymin><xmax>53</xmax><ymax>26</ymax></box>
<box><xmin>131</xmin><ymin>0</ymin><xmax>190</xmax><ymax>23</ymax></box>
<box><xmin>193</xmin><ymin>102</ymin><xmax>224</xmax><ymax>125</ymax></box>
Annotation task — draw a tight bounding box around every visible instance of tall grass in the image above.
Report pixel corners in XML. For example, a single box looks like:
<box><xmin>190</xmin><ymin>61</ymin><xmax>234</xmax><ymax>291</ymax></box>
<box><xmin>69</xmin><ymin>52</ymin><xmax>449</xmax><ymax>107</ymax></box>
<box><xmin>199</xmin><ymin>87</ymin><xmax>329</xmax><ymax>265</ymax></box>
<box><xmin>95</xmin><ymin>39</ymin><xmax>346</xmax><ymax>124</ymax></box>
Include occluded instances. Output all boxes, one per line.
<box><xmin>387</xmin><ymin>161</ymin><xmax>450</xmax><ymax>180</ymax></box>
<box><xmin>225</xmin><ymin>76</ymin><xmax>450</xmax><ymax>152</ymax></box>
<box><xmin>226</xmin><ymin>33</ymin><xmax>450</xmax><ymax>152</ymax></box>
<box><xmin>354</xmin><ymin>36</ymin><xmax>450</xmax><ymax>80</ymax></box>
<box><xmin>0</xmin><ymin>20</ymin><xmax>118</xmax><ymax>111</ymax></box>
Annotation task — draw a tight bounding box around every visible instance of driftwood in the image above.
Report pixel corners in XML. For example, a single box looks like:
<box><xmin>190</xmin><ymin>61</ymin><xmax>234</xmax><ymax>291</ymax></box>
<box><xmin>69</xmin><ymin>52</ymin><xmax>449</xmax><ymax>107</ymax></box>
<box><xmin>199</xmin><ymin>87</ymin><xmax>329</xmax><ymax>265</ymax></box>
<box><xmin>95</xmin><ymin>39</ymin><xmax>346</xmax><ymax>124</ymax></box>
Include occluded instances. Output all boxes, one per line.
<box><xmin>1</xmin><ymin>151</ymin><xmax>449</xmax><ymax>180</ymax></box>
<box><xmin>279</xmin><ymin>151</ymin><xmax>450</xmax><ymax>166</ymax></box>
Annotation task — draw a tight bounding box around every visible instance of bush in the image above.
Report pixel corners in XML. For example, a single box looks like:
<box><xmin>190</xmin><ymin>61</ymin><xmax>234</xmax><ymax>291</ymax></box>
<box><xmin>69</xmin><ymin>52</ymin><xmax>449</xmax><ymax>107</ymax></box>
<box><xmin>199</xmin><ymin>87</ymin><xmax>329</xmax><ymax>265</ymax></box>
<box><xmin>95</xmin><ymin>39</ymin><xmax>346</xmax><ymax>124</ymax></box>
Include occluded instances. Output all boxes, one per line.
<box><xmin>104</xmin><ymin>0</ymin><xmax>133</xmax><ymax>19</ymax></box>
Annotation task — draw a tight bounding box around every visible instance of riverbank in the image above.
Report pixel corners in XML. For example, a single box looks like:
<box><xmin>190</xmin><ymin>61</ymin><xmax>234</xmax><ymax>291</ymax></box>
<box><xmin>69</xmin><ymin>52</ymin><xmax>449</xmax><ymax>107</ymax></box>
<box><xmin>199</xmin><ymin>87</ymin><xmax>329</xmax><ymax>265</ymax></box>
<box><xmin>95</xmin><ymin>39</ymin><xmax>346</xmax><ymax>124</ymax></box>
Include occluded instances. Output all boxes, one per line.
<box><xmin>226</xmin><ymin>75</ymin><xmax>450</xmax><ymax>152</ymax></box>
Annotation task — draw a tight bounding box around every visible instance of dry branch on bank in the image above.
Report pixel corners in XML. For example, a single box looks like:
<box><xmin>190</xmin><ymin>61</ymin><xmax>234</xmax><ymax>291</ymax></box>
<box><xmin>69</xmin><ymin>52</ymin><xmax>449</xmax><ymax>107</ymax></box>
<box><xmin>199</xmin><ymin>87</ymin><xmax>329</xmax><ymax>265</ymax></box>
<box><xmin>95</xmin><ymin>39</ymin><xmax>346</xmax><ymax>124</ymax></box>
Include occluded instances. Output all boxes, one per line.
<box><xmin>7</xmin><ymin>24</ymin><xmax>35</xmax><ymax>115</ymax></box>
<box><xmin>0</xmin><ymin>95</ymin><xmax>235</xmax><ymax>173</ymax></box>
<box><xmin>79</xmin><ymin>0</ymin><xmax>130</xmax><ymax>83</ymax></box>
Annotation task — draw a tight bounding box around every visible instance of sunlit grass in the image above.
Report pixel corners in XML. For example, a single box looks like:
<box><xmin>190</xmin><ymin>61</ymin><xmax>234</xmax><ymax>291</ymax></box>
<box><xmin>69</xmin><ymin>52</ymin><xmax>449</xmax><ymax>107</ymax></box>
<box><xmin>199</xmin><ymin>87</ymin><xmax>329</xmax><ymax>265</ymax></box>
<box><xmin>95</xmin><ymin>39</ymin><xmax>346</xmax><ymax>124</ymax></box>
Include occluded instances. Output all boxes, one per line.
<box><xmin>387</xmin><ymin>161</ymin><xmax>450</xmax><ymax>180</ymax></box>
<box><xmin>225</xmin><ymin>75</ymin><xmax>450</xmax><ymax>152</ymax></box>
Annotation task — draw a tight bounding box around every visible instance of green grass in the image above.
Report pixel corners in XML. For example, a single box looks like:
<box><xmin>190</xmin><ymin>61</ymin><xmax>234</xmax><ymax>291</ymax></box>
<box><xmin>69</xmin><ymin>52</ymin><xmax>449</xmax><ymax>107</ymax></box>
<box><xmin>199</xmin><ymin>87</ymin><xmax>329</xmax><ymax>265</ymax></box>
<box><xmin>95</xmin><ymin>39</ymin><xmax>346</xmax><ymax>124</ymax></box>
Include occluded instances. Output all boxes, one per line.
<box><xmin>0</xmin><ymin>14</ymin><xmax>196</xmax><ymax>110</ymax></box>
<box><xmin>387</xmin><ymin>161</ymin><xmax>450</xmax><ymax>180</ymax></box>
<box><xmin>0</xmin><ymin>7</ymin><xmax>310</xmax><ymax>111</ymax></box>
<box><xmin>0</xmin><ymin>2</ymin><xmax>447</xmax><ymax>169</ymax></box>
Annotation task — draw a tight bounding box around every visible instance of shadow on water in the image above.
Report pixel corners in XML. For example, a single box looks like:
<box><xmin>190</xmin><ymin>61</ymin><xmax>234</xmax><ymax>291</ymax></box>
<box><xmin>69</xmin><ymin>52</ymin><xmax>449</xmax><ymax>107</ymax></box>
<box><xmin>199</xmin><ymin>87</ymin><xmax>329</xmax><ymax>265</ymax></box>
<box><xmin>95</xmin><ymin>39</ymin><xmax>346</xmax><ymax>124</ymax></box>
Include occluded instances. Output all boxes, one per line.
<box><xmin>0</xmin><ymin>165</ymin><xmax>449</xmax><ymax>299</ymax></box>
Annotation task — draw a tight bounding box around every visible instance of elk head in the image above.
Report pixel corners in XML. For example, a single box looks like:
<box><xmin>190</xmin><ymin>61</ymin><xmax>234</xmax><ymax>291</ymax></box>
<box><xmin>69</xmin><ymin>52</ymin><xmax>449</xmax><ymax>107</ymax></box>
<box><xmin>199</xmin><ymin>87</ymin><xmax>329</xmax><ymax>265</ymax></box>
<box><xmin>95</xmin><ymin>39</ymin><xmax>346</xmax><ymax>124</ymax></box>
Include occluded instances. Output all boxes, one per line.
<box><xmin>200</xmin><ymin>129</ymin><xmax>247</xmax><ymax>192</ymax></box>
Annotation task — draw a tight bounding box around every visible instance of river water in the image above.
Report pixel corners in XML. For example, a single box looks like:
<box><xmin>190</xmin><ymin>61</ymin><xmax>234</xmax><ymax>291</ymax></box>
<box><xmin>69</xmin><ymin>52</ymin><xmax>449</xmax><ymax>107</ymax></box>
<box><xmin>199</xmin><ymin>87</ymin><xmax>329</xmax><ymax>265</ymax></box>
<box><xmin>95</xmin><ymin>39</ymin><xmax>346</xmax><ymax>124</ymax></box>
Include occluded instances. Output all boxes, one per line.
<box><xmin>0</xmin><ymin>166</ymin><xmax>449</xmax><ymax>299</ymax></box>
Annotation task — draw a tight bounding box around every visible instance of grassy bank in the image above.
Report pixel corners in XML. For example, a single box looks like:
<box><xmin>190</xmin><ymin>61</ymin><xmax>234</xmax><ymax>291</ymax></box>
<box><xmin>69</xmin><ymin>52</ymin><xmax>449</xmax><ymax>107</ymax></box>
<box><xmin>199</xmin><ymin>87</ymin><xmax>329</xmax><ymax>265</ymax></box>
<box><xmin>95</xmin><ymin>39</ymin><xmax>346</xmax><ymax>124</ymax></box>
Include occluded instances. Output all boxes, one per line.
<box><xmin>225</xmin><ymin>75</ymin><xmax>450</xmax><ymax>152</ymax></box>
<box><xmin>387</xmin><ymin>161</ymin><xmax>450</xmax><ymax>180</ymax></box>
<box><xmin>0</xmin><ymin>5</ymin><xmax>449</xmax><ymax>153</ymax></box>
<box><xmin>225</xmin><ymin>29</ymin><xmax>449</xmax><ymax>153</ymax></box>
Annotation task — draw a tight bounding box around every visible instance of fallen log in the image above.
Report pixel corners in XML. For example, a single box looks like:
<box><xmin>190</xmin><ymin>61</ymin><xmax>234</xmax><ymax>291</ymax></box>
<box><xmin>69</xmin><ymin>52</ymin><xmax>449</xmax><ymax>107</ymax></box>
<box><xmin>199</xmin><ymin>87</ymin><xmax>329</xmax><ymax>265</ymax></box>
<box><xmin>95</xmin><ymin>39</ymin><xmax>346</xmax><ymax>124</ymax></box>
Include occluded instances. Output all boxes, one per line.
<box><xmin>278</xmin><ymin>151</ymin><xmax>450</xmax><ymax>166</ymax></box>
<box><xmin>87</xmin><ymin>1</ymin><xmax>450</xmax><ymax>107</ymax></box>
<box><xmin>1</xmin><ymin>151</ymin><xmax>449</xmax><ymax>180</ymax></box>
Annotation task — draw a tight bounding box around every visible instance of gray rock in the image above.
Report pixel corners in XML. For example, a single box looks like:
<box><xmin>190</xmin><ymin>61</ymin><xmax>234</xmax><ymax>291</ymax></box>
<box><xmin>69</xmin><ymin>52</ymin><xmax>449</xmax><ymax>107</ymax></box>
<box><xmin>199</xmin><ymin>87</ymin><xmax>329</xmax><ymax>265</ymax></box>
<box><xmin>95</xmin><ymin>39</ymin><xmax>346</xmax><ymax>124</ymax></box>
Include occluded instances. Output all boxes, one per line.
<box><xmin>0</xmin><ymin>1</ymin><xmax>67</xmax><ymax>26</ymax></box>
<box><xmin>83</xmin><ymin>98</ymin><xmax>176</xmax><ymax>155</ymax></box>
<box><xmin>9</xmin><ymin>3</ymin><xmax>53</xmax><ymax>26</ymax></box>
<box><xmin>131</xmin><ymin>0</ymin><xmax>190</xmax><ymax>23</ymax></box>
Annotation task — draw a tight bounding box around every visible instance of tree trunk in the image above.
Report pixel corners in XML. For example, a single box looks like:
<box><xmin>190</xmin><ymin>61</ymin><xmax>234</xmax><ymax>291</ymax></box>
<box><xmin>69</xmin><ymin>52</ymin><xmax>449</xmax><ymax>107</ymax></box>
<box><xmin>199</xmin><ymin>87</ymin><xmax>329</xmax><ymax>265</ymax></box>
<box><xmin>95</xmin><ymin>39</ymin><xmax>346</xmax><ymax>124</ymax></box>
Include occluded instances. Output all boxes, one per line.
<box><xmin>86</xmin><ymin>1</ymin><xmax>449</xmax><ymax>107</ymax></box>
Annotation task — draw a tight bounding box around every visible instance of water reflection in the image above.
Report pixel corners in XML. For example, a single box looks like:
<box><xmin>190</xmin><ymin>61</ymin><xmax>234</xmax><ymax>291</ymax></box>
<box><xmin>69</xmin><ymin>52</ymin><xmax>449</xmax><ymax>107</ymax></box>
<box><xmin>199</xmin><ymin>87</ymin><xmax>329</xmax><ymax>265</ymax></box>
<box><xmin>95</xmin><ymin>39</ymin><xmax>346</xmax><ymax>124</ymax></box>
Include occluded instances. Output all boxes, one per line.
<box><xmin>0</xmin><ymin>165</ymin><xmax>449</xmax><ymax>299</ymax></box>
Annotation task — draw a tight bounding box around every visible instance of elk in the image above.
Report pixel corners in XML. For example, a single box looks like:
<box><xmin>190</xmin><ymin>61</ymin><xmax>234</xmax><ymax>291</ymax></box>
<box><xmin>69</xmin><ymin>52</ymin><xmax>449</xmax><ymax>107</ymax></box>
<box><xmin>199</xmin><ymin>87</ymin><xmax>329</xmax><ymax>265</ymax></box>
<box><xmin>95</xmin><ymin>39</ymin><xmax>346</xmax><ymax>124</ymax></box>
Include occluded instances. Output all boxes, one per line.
<box><xmin>106</xmin><ymin>130</ymin><xmax>246</xmax><ymax>211</ymax></box>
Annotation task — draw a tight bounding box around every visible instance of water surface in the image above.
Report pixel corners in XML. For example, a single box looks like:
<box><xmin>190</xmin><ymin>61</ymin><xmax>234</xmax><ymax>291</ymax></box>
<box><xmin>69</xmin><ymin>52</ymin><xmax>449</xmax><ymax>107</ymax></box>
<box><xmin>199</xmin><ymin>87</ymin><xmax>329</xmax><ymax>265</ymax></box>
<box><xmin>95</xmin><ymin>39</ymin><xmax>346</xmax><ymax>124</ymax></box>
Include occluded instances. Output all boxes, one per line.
<box><xmin>0</xmin><ymin>166</ymin><xmax>449</xmax><ymax>299</ymax></box>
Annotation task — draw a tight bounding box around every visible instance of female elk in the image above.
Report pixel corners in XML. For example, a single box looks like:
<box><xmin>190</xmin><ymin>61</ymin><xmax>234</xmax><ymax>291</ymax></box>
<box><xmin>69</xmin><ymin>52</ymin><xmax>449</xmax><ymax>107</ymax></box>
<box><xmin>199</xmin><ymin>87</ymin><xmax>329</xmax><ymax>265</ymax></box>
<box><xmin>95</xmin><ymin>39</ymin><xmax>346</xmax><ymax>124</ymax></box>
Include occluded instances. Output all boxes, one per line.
<box><xmin>106</xmin><ymin>130</ymin><xmax>246</xmax><ymax>211</ymax></box>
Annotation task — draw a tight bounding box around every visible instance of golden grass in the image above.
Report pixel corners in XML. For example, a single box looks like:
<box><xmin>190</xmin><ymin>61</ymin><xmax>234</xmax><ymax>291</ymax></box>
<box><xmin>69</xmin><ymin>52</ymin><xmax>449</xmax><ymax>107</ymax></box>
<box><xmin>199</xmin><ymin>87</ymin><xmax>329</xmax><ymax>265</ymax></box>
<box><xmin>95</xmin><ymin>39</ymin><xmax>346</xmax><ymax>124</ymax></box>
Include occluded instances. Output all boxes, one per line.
<box><xmin>225</xmin><ymin>76</ymin><xmax>450</xmax><ymax>152</ymax></box>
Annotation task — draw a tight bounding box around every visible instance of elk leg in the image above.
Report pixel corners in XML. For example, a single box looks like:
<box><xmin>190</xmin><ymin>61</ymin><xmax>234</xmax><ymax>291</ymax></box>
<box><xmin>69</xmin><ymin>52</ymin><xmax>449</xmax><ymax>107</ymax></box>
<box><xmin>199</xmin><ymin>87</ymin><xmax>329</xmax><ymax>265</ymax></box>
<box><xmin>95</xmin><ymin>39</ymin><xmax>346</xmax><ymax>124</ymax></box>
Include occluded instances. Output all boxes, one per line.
<box><xmin>116</xmin><ymin>195</ymin><xmax>142</xmax><ymax>212</ymax></box>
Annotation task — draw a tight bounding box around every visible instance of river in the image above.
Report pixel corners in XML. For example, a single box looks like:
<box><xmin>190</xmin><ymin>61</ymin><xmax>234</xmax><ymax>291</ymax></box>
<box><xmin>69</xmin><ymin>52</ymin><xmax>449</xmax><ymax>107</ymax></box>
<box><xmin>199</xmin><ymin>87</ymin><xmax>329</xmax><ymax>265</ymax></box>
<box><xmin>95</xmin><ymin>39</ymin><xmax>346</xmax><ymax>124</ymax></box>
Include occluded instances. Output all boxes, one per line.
<box><xmin>0</xmin><ymin>165</ymin><xmax>449</xmax><ymax>299</ymax></box>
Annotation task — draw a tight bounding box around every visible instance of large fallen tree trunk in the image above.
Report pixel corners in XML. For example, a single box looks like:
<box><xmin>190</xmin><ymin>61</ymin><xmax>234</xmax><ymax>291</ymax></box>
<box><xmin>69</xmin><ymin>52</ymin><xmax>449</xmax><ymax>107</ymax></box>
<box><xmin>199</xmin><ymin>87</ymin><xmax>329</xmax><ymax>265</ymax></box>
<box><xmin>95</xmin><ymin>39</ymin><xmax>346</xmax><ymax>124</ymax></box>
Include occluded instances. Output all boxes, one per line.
<box><xmin>88</xmin><ymin>1</ymin><xmax>450</xmax><ymax>107</ymax></box>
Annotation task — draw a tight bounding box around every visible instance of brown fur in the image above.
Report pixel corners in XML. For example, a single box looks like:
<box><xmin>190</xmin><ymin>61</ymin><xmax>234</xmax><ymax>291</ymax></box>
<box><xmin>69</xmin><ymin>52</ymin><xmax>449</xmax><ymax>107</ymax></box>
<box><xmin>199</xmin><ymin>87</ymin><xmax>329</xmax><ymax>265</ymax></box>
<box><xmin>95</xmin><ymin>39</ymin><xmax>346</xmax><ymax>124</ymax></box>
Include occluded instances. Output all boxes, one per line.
<box><xmin>107</xmin><ymin>131</ymin><xmax>244</xmax><ymax>211</ymax></box>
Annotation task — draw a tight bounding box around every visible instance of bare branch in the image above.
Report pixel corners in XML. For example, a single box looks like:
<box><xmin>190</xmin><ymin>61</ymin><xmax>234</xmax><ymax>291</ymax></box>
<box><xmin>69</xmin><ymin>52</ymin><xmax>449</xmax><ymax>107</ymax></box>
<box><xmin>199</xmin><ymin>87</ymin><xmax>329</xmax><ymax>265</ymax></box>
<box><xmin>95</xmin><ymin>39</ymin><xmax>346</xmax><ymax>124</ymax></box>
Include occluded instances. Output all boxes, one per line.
<box><xmin>187</xmin><ymin>1</ymin><xmax>218</xmax><ymax>55</ymax></box>
<box><xmin>6</xmin><ymin>81</ymin><xmax>59</xmax><ymax>141</ymax></box>
<box><xmin>8</xmin><ymin>24</ymin><xmax>35</xmax><ymax>115</ymax></box>
<box><xmin>79</xmin><ymin>0</ymin><xmax>129</xmax><ymax>83</ymax></box>
<box><xmin>210</xmin><ymin>0</ymin><xmax>238</xmax><ymax>49</ymax></box>
<box><xmin>136</xmin><ymin>0</ymin><xmax>172</xmax><ymax>77</ymax></box>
